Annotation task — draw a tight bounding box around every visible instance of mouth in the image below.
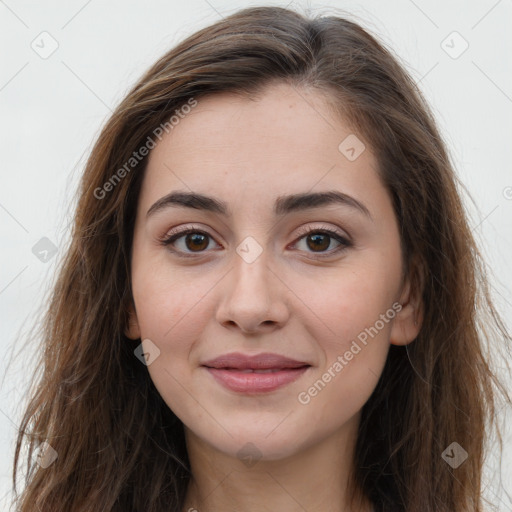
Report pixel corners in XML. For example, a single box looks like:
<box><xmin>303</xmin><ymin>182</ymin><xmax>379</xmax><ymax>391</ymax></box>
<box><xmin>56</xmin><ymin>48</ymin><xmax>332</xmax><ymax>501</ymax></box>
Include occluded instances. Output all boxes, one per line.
<box><xmin>200</xmin><ymin>352</ymin><xmax>312</xmax><ymax>393</ymax></box>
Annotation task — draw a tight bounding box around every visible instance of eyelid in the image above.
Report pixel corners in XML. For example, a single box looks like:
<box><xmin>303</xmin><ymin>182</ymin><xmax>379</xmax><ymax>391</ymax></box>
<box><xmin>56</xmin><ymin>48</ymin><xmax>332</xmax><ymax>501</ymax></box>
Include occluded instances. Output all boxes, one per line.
<box><xmin>293</xmin><ymin>223</ymin><xmax>351</xmax><ymax>244</ymax></box>
<box><xmin>160</xmin><ymin>223</ymin><xmax>214</xmax><ymax>241</ymax></box>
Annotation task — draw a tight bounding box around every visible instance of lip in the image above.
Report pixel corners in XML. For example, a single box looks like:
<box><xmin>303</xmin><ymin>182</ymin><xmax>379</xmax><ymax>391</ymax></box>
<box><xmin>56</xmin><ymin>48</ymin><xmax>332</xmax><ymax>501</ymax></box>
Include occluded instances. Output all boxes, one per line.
<box><xmin>201</xmin><ymin>352</ymin><xmax>311</xmax><ymax>393</ymax></box>
<box><xmin>201</xmin><ymin>352</ymin><xmax>310</xmax><ymax>370</ymax></box>
<box><xmin>204</xmin><ymin>367</ymin><xmax>310</xmax><ymax>393</ymax></box>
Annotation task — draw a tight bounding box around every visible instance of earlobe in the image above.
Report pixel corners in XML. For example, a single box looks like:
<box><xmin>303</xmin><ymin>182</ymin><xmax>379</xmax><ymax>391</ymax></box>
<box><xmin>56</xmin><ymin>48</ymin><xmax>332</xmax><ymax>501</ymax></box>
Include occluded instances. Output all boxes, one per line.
<box><xmin>124</xmin><ymin>301</ymin><xmax>141</xmax><ymax>340</ymax></box>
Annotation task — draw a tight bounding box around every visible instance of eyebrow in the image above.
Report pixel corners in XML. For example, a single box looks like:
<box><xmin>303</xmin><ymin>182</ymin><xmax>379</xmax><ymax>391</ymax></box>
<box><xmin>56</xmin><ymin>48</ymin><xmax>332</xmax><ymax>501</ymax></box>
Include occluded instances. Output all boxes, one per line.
<box><xmin>146</xmin><ymin>190</ymin><xmax>373</xmax><ymax>221</ymax></box>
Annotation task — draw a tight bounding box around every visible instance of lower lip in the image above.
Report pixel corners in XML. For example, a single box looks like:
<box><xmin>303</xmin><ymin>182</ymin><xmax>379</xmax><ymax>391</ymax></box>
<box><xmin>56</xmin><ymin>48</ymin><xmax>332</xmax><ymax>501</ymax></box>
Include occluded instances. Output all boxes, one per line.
<box><xmin>204</xmin><ymin>366</ymin><xmax>310</xmax><ymax>393</ymax></box>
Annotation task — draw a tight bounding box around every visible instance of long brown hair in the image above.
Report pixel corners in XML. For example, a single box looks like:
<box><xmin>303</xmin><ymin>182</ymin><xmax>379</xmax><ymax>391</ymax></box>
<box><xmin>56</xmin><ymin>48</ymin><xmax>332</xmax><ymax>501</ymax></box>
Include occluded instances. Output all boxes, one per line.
<box><xmin>11</xmin><ymin>5</ymin><xmax>511</xmax><ymax>511</ymax></box>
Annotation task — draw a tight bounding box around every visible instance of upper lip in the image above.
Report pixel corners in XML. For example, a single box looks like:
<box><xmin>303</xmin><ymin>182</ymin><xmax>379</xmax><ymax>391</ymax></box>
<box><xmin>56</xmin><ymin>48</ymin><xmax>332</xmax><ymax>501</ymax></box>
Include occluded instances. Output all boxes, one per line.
<box><xmin>202</xmin><ymin>352</ymin><xmax>310</xmax><ymax>370</ymax></box>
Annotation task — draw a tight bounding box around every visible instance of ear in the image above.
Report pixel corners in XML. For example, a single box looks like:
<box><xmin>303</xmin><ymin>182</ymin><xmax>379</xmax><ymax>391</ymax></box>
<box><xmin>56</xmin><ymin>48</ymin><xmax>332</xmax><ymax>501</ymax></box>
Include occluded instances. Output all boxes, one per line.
<box><xmin>390</xmin><ymin>258</ymin><xmax>424</xmax><ymax>346</ymax></box>
<box><xmin>124</xmin><ymin>300</ymin><xmax>141</xmax><ymax>340</ymax></box>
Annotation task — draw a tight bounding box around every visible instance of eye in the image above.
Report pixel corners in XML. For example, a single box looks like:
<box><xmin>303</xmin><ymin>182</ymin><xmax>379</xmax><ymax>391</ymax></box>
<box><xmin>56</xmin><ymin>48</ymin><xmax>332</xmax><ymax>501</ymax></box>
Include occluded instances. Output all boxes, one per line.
<box><xmin>291</xmin><ymin>224</ymin><xmax>352</xmax><ymax>258</ymax></box>
<box><xmin>158</xmin><ymin>225</ymin><xmax>220</xmax><ymax>257</ymax></box>
<box><xmin>158</xmin><ymin>224</ymin><xmax>352</xmax><ymax>258</ymax></box>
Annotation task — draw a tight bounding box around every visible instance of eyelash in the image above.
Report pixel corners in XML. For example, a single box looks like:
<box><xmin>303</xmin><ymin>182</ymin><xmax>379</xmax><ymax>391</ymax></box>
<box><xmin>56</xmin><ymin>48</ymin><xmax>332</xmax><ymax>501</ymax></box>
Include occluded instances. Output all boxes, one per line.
<box><xmin>158</xmin><ymin>224</ymin><xmax>352</xmax><ymax>259</ymax></box>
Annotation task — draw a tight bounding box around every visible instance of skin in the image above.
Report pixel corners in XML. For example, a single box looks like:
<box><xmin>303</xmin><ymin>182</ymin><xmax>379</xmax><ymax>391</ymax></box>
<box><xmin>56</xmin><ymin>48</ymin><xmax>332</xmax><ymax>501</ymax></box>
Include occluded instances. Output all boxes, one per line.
<box><xmin>125</xmin><ymin>82</ymin><xmax>423</xmax><ymax>512</ymax></box>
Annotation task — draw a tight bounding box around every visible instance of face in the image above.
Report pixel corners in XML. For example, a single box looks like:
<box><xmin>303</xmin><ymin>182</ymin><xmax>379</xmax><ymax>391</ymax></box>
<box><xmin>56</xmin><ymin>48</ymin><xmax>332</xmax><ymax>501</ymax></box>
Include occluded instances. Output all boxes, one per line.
<box><xmin>125</xmin><ymin>82</ymin><xmax>421</xmax><ymax>462</ymax></box>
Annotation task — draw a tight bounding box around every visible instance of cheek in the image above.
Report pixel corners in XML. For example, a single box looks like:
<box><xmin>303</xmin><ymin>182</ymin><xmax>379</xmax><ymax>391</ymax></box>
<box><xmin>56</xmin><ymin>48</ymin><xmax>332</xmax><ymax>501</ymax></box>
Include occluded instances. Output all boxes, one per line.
<box><xmin>131</xmin><ymin>268</ymin><xmax>211</xmax><ymax>416</ymax></box>
<box><xmin>289</xmin><ymin>256</ymin><xmax>400</xmax><ymax>416</ymax></box>
<box><xmin>131</xmin><ymin>254</ymin><xmax>212</xmax><ymax>341</ymax></box>
<box><xmin>294</xmin><ymin>258</ymin><xmax>401</xmax><ymax>348</ymax></box>
<box><xmin>293</xmin><ymin>271</ymin><xmax>396</xmax><ymax>433</ymax></box>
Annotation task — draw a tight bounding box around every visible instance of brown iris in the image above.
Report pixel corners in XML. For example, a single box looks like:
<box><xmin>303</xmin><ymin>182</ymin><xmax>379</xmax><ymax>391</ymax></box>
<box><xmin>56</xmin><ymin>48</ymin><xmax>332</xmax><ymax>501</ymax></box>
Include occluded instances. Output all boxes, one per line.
<box><xmin>306</xmin><ymin>233</ymin><xmax>330</xmax><ymax>252</ymax></box>
<box><xmin>185</xmin><ymin>233</ymin><xmax>209</xmax><ymax>251</ymax></box>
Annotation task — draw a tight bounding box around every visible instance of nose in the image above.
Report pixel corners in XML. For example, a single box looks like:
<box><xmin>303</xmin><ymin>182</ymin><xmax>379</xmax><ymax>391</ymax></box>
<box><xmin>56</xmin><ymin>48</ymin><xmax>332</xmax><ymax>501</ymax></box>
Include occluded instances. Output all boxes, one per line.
<box><xmin>215</xmin><ymin>247</ymin><xmax>290</xmax><ymax>334</ymax></box>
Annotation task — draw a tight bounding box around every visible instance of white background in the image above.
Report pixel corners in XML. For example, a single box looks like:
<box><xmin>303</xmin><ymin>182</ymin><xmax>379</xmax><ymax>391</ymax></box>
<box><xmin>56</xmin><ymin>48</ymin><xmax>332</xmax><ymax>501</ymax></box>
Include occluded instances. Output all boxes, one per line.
<box><xmin>1</xmin><ymin>0</ymin><xmax>511</xmax><ymax>510</ymax></box>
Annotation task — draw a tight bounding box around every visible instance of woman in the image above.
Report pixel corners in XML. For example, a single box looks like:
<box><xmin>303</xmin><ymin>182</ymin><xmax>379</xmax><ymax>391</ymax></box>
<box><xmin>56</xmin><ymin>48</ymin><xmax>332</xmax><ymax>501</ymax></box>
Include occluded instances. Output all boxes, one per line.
<box><xmin>12</xmin><ymin>5</ymin><xmax>511</xmax><ymax>511</ymax></box>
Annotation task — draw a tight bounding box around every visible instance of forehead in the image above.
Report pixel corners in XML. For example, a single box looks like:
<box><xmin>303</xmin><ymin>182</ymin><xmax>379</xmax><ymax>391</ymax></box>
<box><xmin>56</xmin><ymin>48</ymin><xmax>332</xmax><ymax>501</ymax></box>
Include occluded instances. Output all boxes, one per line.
<box><xmin>149</xmin><ymin>83</ymin><xmax>356</xmax><ymax>165</ymax></box>
<box><xmin>139</xmin><ymin>83</ymin><xmax>383</xmax><ymax>217</ymax></box>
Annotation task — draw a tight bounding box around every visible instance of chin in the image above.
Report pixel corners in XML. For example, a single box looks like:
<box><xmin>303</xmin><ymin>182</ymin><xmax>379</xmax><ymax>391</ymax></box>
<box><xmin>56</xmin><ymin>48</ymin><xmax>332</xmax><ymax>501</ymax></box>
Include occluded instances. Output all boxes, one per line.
<box><xmin>192</xmin><ymin>422</ymin><xmax>312</xmax><ymax>463</ymax></box>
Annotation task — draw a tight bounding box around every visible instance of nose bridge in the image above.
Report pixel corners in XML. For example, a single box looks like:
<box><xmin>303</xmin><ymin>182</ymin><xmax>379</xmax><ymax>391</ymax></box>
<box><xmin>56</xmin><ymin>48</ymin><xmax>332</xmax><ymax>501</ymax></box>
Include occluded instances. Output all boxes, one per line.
<box><xmin>232</xmin><ymin>236</ymin><xmax>273</xmax><ymax>304</ymax></box>
<box><xmin>216</xmin><ymin>235</ymin><xmax>288</xmax><ymax>332</ymax></box>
